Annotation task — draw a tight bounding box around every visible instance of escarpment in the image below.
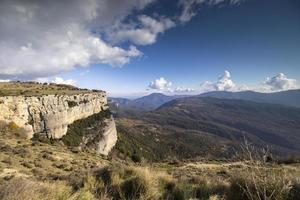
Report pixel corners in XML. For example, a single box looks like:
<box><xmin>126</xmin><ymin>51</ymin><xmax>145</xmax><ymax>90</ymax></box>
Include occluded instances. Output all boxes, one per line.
<box><xmin>0</xmin><ymin>88</ymin><xmax>117</xmax><ymax>155</ymax></box>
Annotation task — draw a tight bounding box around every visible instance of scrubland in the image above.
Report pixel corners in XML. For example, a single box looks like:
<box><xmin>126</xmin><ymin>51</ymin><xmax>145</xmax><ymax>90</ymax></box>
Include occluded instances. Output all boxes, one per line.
<box><xmin>0</xmin><ymin>122</ymin><xmax>300</xmax><ymax>200</ymax></box>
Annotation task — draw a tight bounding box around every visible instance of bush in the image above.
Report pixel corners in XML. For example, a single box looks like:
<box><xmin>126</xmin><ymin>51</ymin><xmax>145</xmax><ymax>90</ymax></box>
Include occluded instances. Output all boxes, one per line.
<box><xmin>287</xmin><ymin>183</ymin><xmax>300</xmax><ymax>200</ymax></box>
<box><xmin>121</xmin><ymin>176</ymin><xmax>148</xmax><ymax>199</ymax></box>
<box><xmin>95</xmin><ymin>165</ymin><xmax>159</xmax><ymax>200</ymax></box>
<box><xmin>228</xmin><ymin>174</ymin><xmax>291</xmax><ymax>200</ymax></box>
<box><xmin>227</xmin><ymin>140</ymin><xmax>294</xmax><ymax>200</ymax></box>
<box><xmin>67</xmin><ymin>100</ymin><xmax>78</xmax><ymax>108</ymax></box>
<box><xmin>131</xmin><ymin>152</ymin><xmax>142</xmax><ymax>163</ymax></box>
<box><xmin>32</xmin><ymin>133</ymin><xmax>52</xmax><ymax>144</ymax></box>
<box><xmin>161</xmin><ymin>182</ymin><xmax>185</xmax><ymax>200</ymax></box>
<box><xmin>195</xmin><ymin>181</ymin><xmax>211</xmax><ymax>200</ymax></box>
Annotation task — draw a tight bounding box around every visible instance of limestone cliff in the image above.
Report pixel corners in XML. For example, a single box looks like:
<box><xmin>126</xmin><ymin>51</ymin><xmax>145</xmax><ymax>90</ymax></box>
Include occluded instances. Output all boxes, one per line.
<box><xmin>0</xmin><ymin>91</ymin><xmax>117</xmax><ymax>155</ymax></box>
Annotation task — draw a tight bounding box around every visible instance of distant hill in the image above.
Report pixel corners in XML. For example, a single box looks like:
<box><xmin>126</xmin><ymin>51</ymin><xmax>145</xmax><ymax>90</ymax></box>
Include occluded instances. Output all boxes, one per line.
<box><xmin>109</xmin><ymin>93</ymin><xmax>187</xmax><ymax>111</ymax></box>
<box><xmin>110</xmin><ymin>90</ymin><xmax>300</xmax><ymax>114</ymax></box>
<box><xmin>116</xmin><ymin>97</ymin><xmax>300</xmax><ymax>160</ymax></box>
<box><xmin>199</xmin><ymin>90</ymin><xmax>300</xmax><ymax>108</ymax></box>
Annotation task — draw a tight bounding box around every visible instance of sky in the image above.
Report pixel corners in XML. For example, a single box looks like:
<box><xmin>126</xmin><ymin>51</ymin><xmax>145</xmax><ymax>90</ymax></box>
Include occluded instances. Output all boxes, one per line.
<box><xmin>0</xmin><ymin>0</ymin><xmax>299</xmax><ymax>97</ymax></box>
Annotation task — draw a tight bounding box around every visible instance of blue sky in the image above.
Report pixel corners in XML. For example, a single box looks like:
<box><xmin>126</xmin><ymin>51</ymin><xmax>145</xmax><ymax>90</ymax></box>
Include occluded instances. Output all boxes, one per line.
<box><xmin>0</xmin><ymin>0</ymin><xmax>299</xmax><ymax>97</ymax></box>
<box><xmin>75</xmin><ymin>0</ymin><xmax>300</xmax><ymax>97</ymax></box>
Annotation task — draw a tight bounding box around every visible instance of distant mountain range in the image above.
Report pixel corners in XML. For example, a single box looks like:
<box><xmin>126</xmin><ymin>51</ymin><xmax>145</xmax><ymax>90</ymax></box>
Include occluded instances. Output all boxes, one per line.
<box><xmin>110</xmin><ymin>89</ymin><xmax>300</xmax><ymax>112</ymax></box>
<box><xmin>109</xmin><ymin>93</ymin><xmax>188</xmax><ymax>111</ymax></box>
<box><xmin>116</xmin><ymin>96</ymin><xmax>300</xmax><ymax>160</ymax></box>
<box><xmin>199</xmin><ymin>89</ymin><xmax>300</xmax><ymax>108</ymax></box>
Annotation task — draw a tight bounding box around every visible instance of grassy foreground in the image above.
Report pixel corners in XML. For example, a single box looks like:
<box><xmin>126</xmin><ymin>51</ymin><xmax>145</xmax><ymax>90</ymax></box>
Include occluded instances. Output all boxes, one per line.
<box><xmin>0</xmin><ymin>123</ymin><xmax>300</xmax><ymax>200</ymax></box>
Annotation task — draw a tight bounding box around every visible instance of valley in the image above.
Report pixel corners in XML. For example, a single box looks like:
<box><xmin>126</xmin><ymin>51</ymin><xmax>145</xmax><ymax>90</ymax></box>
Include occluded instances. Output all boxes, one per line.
<box><xmin>112</xmin><ymin>94</ymin><xmax>300</xmax><ymax>161</ymax></box>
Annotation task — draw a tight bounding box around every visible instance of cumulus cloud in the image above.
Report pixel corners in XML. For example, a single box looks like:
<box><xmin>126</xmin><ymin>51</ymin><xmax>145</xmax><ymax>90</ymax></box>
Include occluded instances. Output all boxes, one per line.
<box><xmin>214</xmin><ymin>70</ymin><xmax>236</xmax><ymax>91</ymax></box>
<box><xmin>262</xmin><ymin>73</ymin><xmax>298</xmax><ymax>92</ymax></box>
<box><xmin>148</xmin><ymin>77</ymin><xmax>172</xmax><ymax>91</ymax></box>
<box><xmin>178</xmin><ymin>0</ymin><xmax>244</xmax><ymax>23</ymax></box>
<box><xmin>0</xmin><ymin>0</ymin><xmax>157</xmax><ymax>79</ymax></box>
<box><xmin>0</xmin><ymin>0</ymin><xmax>247</xmax><ymax>81</ymax></box>
<box><xmin>109</xmin><ymin>15</ymin><xmax>175</xmax><ymax>45</ymax></box>
<box><xmin>199</xmin><ymin>71</ymin><xmax>298</xmax><ymax>93</ymax></box>
<box><xmin>200</xmin><ymin>70</ymin><xmax>248</xmax><ymax>92</ymax></box>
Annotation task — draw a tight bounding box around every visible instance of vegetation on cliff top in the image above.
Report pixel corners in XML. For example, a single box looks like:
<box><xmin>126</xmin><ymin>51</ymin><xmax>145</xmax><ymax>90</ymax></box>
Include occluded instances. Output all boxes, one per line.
<box><xmin>0</xmin><ymin>81</ymin><xmax>104</xmax><ymax>96</ymax></box>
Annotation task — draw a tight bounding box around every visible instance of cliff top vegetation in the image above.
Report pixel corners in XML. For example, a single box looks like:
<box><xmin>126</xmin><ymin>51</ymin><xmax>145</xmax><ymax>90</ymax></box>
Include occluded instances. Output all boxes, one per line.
<box><xmin>0</xmin><ymin>82</ymin><xmax>103</xmax><ymax>97</ymax></box>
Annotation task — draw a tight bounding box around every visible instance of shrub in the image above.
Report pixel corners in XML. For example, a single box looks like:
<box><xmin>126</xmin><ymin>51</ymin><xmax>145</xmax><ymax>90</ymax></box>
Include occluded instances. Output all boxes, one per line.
<box><xmin>96</xmin><ymin>164</ymin><xmax>124</xmax><ymax>186</ymax></box>
<box><xmin>67</xmin><ymin>100</ymin><xmax>78</xmax><ymax>108</ymax></box>
<box><xmin>227</xmin><ymin>139</ymin><xmax>294</xmax><ymax>200</ymax></box>
<box><xmin>287</xmin><ymin>183</ymin><xmax>300</xmax><ymax>200</ymax></box>
<box><xmin>228</xmin><ymin>169</ymin><xmax>292</xmax><ymax>200</ymax></box>
<box><xmin>121</xmin><ymin>176</ymin><xmax>148</xmax><ymax>199</ymax></box>
<box><xmin>161</xmin><ymin>182</ymin><xmax>185</xmax><ymax>200</ymax></box>
<box><xmin>32</xmin><ymin>133</ymin><xmax>52</xmax><ymax>143</ymax></box>
<box><xmin>96</xmin><ymin>165</ymin><xmax>160</xmax><ymax>200</ymax></box>
<box><xmin>131</xmin><ymin>151</ymin><xmax>142</xmax><ymax>163</ymax></box>
<box><xmin>195</xmin><ymin>181</ymin><xmax>211</xmax><ymax>200</ymax></box>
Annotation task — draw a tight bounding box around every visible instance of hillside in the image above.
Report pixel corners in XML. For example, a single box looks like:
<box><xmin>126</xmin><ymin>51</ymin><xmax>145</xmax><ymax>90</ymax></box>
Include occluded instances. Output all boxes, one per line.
<box><xmin>110</xmin><ymin>90</ymin><xmax>300</xmax><ymax>116</ymax></box>
<box><xmin>1</xmin><ymin>119</ymin><xmax>300</xmax><ymax>200</ymax></box>
<box><xmin>200</xmin><ymin>90</ymin><xmax>300</xmax><ymax>108</ymax></box>
<box><xmin>115</xmin><ymin>97</ymin><xmax>300</xmax><ymax>161</ymax></box>
<box><xmin>109</xmin><ymin>93</ymin><xmax>187</xmax><ymax>111</ymax></box>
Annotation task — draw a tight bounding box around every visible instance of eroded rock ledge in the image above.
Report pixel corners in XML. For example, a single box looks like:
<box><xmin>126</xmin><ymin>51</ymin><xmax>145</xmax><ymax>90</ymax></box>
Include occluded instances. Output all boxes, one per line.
<box><xmin>0</xmin><ymin>92</ymin><xmax>118</xmax><ymax>155</ymax></box>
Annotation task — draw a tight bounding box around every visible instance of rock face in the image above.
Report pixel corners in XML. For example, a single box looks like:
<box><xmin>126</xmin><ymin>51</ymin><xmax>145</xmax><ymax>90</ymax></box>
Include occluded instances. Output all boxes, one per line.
<box><xmin>0</xmin><ymin>92</ymin><xmax>118</xmax><ymax>155</ymax></box>
<box><xmin>97</xmin><ymin>117</ymin><xmax>118</xmax><ymax>156</ymax></box>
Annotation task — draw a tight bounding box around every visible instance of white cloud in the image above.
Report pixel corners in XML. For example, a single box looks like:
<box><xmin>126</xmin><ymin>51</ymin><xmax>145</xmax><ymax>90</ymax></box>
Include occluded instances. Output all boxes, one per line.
<box><xmin>36</xmin><ymin>77</ymin><xmax>76</xmax><ymax>86</ymax></box>
<box><xmin>261</xmin><ymin>73</ymin><xmax>298</xmax><ymax>92</ymax></box>
<box><xmin>200</xmin><ymin>70</ymin><xmax>248</xmax><ymax>92</ymax></box>
<box><xmin>109</xmin><ymin>15</ymin><xmax>175</xmax><ymax>45</ymax></box>
<box><xmin>178</xmin><ymin>0</ymin><xmax>204</xmax><ymax>23</ymax></box>
<box><xmin>0</xmin><ymin>0</ymin><xmax>156</xmax><ymax>79</ymax></box>
<box><xmin>148</xmin><ymin>77</ymin><xmax>172</xmax><ymax>91</ymax></box>
<box><xmin>214</xmin><ymin>70</ymin><xmax>236</xmax><ymax>91</ymax></box>
<box><xmin>0</xmin><ymin>0</ymin><xmax>247</xmax><ymax>82</ymax></box>
<box><xmin>199</xmin><ymin>71</ymin><xmax>298</xmax><ymax>93</ymax></box>
<box><xmin>178</xmin><ymin>0</ymin><xmax>244</xmax><ymax>23</ymax></box>
<box><xmin>51</xmin><ymin>77</ymin><xmax>77</xmax><ymax>86</ymax></box>
<box><xmin>0</xmin><ymin>79</ymin><xmax>10</xmax><ymax>82</ymax></box>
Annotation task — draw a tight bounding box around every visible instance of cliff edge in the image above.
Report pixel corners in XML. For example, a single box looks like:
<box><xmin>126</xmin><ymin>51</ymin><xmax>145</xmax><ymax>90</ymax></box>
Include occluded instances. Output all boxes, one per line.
<box><xmin>0</xmin><ymin>82</ymin><xmax>117</xmax><ymax>155</ymax></box>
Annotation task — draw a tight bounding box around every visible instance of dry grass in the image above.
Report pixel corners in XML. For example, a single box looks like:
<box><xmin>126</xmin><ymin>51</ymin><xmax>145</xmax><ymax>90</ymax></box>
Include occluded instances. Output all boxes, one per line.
<box><xmin>1</xmin><ymin>126</ymin><xmax>300</xmax><ymax>200</ymax></box>
<box><xmin>0</xmin><ymin>82</ymin><xmax>94</xmax><ymax>96</ymax></box>
<box><xmin>0</xmin><ymin>178</ymin><xmax>73</xmax><ymax>200</ymax></box>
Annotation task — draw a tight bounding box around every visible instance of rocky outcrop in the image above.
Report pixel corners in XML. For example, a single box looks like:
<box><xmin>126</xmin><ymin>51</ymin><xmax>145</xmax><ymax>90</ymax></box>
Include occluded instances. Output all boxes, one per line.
<box><xmin>0</xmin><ymin>92</ymin><xmax>118</xmax><ymax>155</ymax></box>
<box><xmin>97</xmin><ymin>117</ymin><xmax>118</xmax><ymax>155</ymax></box>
